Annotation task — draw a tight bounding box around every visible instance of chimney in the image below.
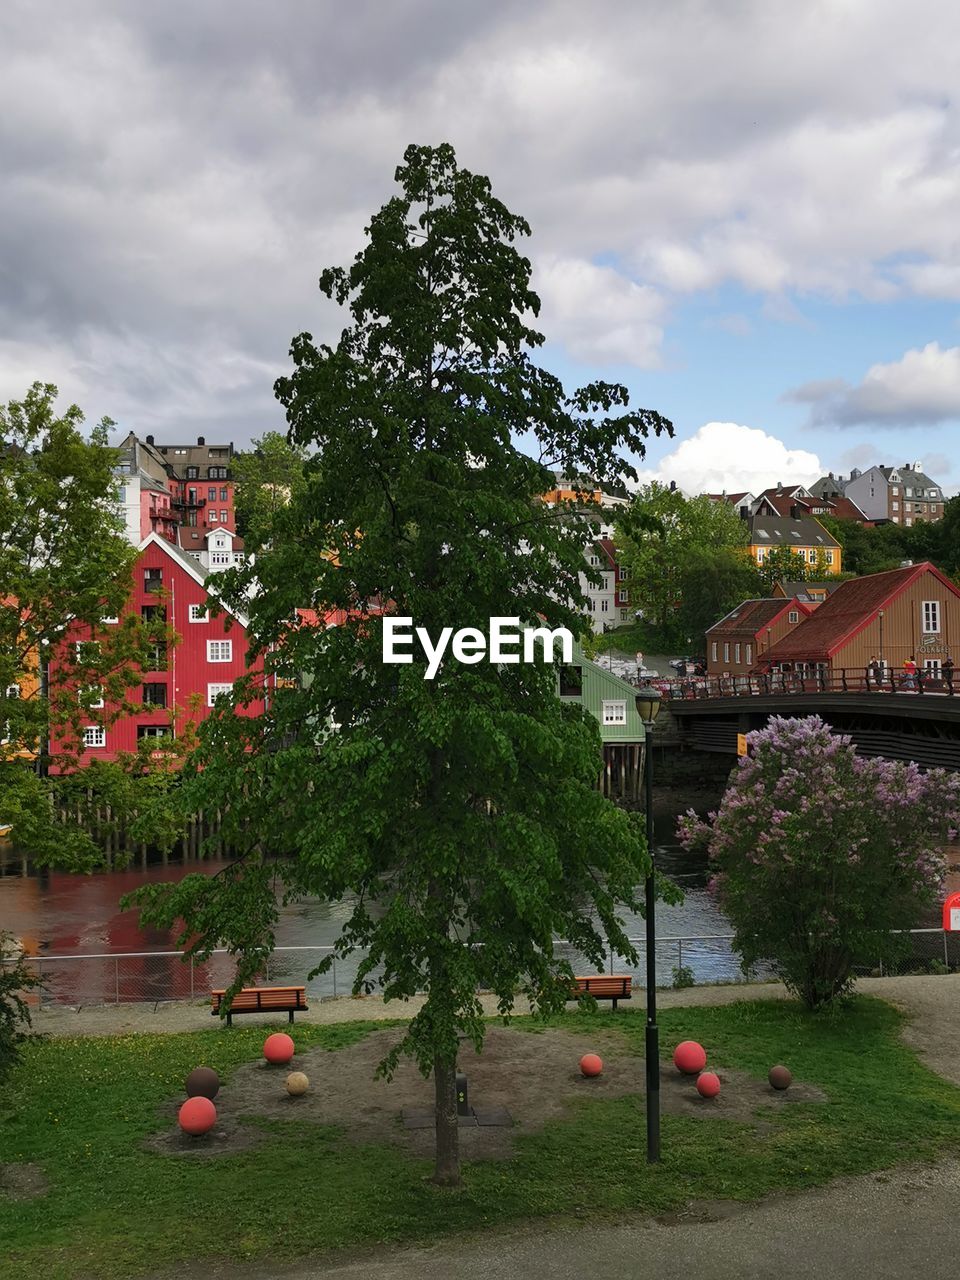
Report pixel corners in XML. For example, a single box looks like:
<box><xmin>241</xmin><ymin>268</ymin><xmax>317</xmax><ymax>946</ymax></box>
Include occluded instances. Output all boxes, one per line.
<box><xmin>197</xmin><ymin>436</ymin><xmax>206</xmax><ymax>446</ymax></box>
<box><xmin>669</xmin><ymin>480</ymin><xmax>677</xmax><ymax>491</ymax></box>
<box><xmin>146</xmin><ymin>434</ymin><xmax>154</xmax><ymax>445</ymax></box>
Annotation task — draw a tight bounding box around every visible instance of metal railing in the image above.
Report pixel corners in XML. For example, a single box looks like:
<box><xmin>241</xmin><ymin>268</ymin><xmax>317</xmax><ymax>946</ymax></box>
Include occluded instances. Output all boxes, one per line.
<box><xmin>666</xmin><ymin>667</ymin><xmax>958</xmax><ymax>701</ymax></box>
<box><xmin>7</xmin><ymin>928</ymin><xmax>958</xmax><ymax>1008</ymax></box>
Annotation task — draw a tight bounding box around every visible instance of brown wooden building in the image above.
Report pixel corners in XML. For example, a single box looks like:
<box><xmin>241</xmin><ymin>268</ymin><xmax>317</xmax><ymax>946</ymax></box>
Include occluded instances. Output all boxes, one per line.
<box><xmin>706</xmin><ymin>598</ymin><xmax>812</xmax><ymax>677</ymax></box>
<box><xmin>758</xmin><ymin>561</ymin><xmax>960</xmax><ymax>679</ymax></box>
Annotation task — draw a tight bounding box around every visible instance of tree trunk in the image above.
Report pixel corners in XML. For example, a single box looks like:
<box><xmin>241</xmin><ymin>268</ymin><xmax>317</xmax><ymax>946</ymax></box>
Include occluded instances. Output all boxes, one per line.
<box><xmin>432</xmin><ymin>1053</ymin><xmax>461</xmax><ymax>1187</ymax></box>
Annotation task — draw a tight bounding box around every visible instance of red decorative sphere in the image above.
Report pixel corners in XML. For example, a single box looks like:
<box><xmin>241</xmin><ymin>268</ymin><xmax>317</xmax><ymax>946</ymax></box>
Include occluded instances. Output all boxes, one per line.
<box><xmin>579</xmin><ymin>1053</ymin><xmax>603</xmax><ymax>1078</ymax></box>
<box><xmin>178</xmin><ymin>1095</ymin><xmax>217</xmax><ymax>1135</ymax></box>
<box><xmin>696</xmin><ymin>1071</ymin><xmax>721</xmax><ymax>1099</ymax></box>
<box><xmin>769</xmin><ymin>1064</ymin><xmax>793</xmax><ymax>1091</ymax></box>
<box><xmin>185</xmin><ymin>1065</ymin><xmax>220</xmax><ymax>1099</ymax></box>
<box><xmin>673</xmin><ymin>1040</ymin><xmax>707</xmax><ymax>1074</ymax></box>
<box><xmin>263</xmin><ymin>1032</ymin><xmax>295</xmax><ymax>1065</ymax></box>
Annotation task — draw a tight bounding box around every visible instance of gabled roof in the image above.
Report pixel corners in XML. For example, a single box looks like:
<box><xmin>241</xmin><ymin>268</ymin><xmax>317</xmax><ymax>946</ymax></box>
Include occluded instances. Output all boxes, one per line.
<box><xmin>138</xmin><ymin>532</ymin><xmax>249</xmax><ymax>627</ymax></box>
<box><xmin>707</xmin><ymin>598</ymin><xmax>807</xmax><ymax>638</ymax></box>
<box><xmin>761</xmin><ymin>561</ymin><xmax>960</xmax><ymax>662</ymax></box>
<box><xmin>774</xmin><ymin>580</ymin><xmax>842</xmax><ymax>600</ymax></box>
<box><xmin>748</xmin><ymin>516</ymin><xmax>840</xmax><ymax>548</ymax></box>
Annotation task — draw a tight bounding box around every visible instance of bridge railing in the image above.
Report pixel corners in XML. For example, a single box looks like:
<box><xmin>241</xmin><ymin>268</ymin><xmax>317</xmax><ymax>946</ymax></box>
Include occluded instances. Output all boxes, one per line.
<box><xmin>664</xmin><ymin>667</ymin><xmax>958</xmax><ymax>701</ymax></box>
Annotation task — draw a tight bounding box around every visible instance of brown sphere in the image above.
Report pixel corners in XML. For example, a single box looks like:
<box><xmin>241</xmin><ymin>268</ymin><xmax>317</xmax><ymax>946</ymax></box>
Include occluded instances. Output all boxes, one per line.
<box><xmin>768</xmin><ymin>1064</ymin><xmax>792</xmax><ymax>1091</ymax></box>
<box><xmin>185</xmin><ymin>1066</ymin><xmax>220</xmax><ymax>1099</ymax></box>
<box><xmin>286</xmin><ymin>1071</ymin><xmax>310</xmax><ymax>1096</ymax></box>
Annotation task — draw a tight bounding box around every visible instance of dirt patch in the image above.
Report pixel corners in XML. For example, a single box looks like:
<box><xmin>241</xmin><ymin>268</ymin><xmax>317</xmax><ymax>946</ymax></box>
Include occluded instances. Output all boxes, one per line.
<box><xmin>0</xmin><ymin>1161</ymin><xmax>48</xmax><ymax>1200</ymax></box>
<box><xmin>145</xmin><ymin>1025</ymin><xmax>824</xmax><ymax>1163</ymax></box>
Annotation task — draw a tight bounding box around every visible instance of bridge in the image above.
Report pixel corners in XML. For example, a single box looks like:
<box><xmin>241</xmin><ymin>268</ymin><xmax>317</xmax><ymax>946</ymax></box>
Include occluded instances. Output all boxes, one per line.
<box><xmin>664</xmin><ymin>668</ymin><xmax>960</xmax><ymax>771</ymax></box>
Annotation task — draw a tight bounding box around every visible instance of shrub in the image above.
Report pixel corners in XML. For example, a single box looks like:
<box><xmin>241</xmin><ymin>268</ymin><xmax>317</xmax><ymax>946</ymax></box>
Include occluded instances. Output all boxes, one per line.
<box><xmin>677</xmin><ymin>716</ymin><xmax>960</xmax><ymax>1010</ymax></box>
<box><xmin>671</xmin><ymin>964</ymin><xmax>696</xmax><ymax>989</ymax></box>
<box><xmin>0</xmin><ymin>931</ymin><xmax>42</xmax><ymax>1079</ymax></box>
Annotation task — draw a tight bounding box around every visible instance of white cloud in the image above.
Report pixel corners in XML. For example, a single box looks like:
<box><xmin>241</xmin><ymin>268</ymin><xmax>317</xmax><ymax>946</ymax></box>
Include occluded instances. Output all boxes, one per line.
<box><xmin>788</xmin><ymin>343</ymin><xmax>960</xmax><ymax>427</ymax></box>
<box><xmin>534</xmin><ymin>257</ymin><xmax>665</xmax><ymax>367</ymax></box>
<box><xmin>632</xmin><ymin>423</ymin><xmax>822</xmax><ymax>497</ymax></box>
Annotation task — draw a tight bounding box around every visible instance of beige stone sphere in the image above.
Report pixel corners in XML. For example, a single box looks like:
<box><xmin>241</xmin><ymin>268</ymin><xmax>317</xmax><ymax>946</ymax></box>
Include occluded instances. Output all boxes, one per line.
<box><xmin>286</xmin><ymin>1071</ymin><xmax>310</xmax><ymax>1096</ymax></box>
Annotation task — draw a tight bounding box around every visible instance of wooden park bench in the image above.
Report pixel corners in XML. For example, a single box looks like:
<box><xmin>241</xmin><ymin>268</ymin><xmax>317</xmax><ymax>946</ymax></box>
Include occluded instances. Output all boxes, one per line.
<box><xmin>569</xmin><ymin>975</ymin><xmax>633</xmax><ymax>1010</ymax></box>
<box><xmin>211</xmin><ymin>985</ymin><xmax>308</xmax><ymax>1027</ymax></box>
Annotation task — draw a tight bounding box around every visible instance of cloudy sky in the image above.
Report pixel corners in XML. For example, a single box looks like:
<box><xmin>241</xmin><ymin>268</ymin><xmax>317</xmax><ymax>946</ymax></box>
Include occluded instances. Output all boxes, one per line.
<box><xmin>3</xmin><ymin>0</ymin><xmax>960</xmax><ymax>494</ymax></box>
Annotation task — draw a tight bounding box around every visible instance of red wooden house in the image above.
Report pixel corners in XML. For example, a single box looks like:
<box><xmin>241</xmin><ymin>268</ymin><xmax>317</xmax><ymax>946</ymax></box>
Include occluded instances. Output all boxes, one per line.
<box><xmin>48</xmin><ymin>533</ymin><xmax>265</xmax><ymax>768</ymax></box>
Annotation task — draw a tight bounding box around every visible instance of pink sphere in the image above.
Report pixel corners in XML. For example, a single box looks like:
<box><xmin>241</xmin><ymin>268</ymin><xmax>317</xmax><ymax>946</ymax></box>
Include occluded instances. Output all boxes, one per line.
<box><xmin>697</xmin><ymin>1071</ymin><xmax>721</xmax><ymax>1099</ymax></box>
<box><xmin>673</xmin><ymin>1040</ymin><xmax>707</xmax><ymax>1074</ymax></box>
<box><xmin>263</xmin><ymin>1032</ymin><xmax>295</xmax><ymax>1065</ymax></box>
<box><xmin>579</xmin><ymin>1053</ymin><xmax>603</xmax><ymax>1077</ymax></box>
<box><xmin>178</xmin><ymin>1095</ymin><xmax>217</xmax><ymax>1135</ymax></box>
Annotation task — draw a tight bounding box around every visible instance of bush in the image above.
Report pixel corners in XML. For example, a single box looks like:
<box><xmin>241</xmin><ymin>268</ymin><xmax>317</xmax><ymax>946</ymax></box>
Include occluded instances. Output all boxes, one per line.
<box><xmin>678</xmin><ymin>716</ymin><xmax>960</xmax><ymax>1010</ymax></box>
<box><xmin>671</xmin><ymin>964</ymin><xmax>696</xmax><ymax>989</ymax></box>
<box><xmin>0</xmin><ymin>932</ymin><xmax>42</xmax><ymax>1079</ymax></box>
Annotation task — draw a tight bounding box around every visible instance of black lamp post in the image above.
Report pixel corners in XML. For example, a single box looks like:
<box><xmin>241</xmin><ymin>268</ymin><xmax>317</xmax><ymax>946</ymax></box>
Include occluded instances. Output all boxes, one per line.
<box><xmin>635</xmin><ymin>686</ymin><xmax>663</xmax><ymax>1163</ymax></box>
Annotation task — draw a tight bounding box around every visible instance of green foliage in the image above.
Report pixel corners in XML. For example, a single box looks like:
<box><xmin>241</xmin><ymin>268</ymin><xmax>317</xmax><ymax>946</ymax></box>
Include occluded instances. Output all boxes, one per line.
<box><xmin>671</xmin><ymin>964</ymin><xmax>695</xmax><ymax>989</ymax></box>
<box><xmin>0</xmin><ymin>932</ymin><xmax>41</xmax><ymax>1081</ymax></box>
<box><xmin>3</xmin><ymin>999</ymin><xmax>960</xmax><ymax>1276</ymax></box>
<box><xmin>126</xmin><ymin>143</ymin><xmax>673</xmax><ymax>1183</ymax></box>
<box><xmin>232</xmin><ymin>430</ymin><xmax>309</xmax><ymax>551</ymax></box>
<box><xmin>677</xmin><ymin>545</ymin><xmax>763</xmax><ymax>646</ymax></box>
<box><xmin>0</xmin><ymin>383</ymin><xmax>165</xmax><ymax>770</ymax></box>
<box><xmin>755</xmin><ymin>545</ymin><xmax>813</xmax><ymax>592</ymax></box>
<box><xmin>615</xmin><ymin>485</ymin><xmax>751</xmax><ymax>641</ymax></box>
<box><xmin>678</xmin><ymin>716</ymin><xmax>960</xmax><ymax>1009</ymax></box>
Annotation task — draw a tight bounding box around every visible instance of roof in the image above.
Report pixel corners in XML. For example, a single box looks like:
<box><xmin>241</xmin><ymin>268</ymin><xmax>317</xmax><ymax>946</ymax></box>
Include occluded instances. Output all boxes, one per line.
<box><xmin>707</xmin><ymin>598</ymin><xmax>805</xmax><ymax>638</ymax></box>
<box><xmin>775</xmin><ymin>580</ymin><xmax>842</xmax><ymax>600</ymax></box>
<box><xmin>761</xmin><ymin>561</ymin><xmax>960</xmax><ymax>662</ymax></box>
<box><xmin>879</xmin><ymin>465</ymin><xmax>942</xmax><ymax>492</ymax></box>
<box><xmin>138</xmin><ymin>532</ymin><xmax>250</xmax><ymax>628</ymax></box>
<box><xmin>706</xmin><ymin>491</ymin><xmax>751</xmax><ymax>505</ymax></box>
<box><xmin>748</xmin><ymin>516</ymin><xmax>840</xmax><ymax>549</ymax></box>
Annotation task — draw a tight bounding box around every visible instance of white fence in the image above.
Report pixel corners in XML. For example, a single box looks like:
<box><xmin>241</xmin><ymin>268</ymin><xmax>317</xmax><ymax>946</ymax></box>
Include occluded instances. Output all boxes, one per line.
<box><xmin>7</xmin><ymin>928</ymin><xmax>957</xmax><ymax>1008</ymax></box>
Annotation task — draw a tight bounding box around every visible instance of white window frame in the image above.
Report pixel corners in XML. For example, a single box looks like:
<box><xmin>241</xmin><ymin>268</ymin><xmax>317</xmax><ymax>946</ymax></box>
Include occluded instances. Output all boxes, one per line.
<box><xmin>601</xmin><ymin>699</ymin><xmax>627</xmax><ymax>726</ymax></box>
<box><xmin>922</xmin><ymin>600</ymin><xmax>941</xmax><ymax>634</ymax></box>
<box><xmin>188</xmin><ymin>604</ymin><xmax>209</xmax><ymax>623</ymax></box>
<box><xmin>210</xmin><ymin>552</ymin><xmax>230</xmax><ymax>566</ymax></box>
<box><xmin>745</xmin><ymin>643</ymin><xmax>752</xmax><ymax>664</ymax></box>
<box><xmin>207</xmin><ymin>639</ymin><xmax>233</xmax><ymax>663</ymax></box>
<box><xmin>788</xmin><ymin>610</ymin><xmax>799</xmax><ymax>624</ymax></box>
<box><xmin>79</xmin><ymin>686</ymin><xmax>104</xmax><ymax>710</ymax></box>
<box><xmin>207</xmin><ymin>682</ymin><xmax>234</xmax><ymax>706</ymax></box>
<box><xmin>101</xmin><ymin>614</ymin><xmax>119</xmax><ymax>625</ymax></box>
<box><xmin>600</xmin><ymin>599</ymin><xmax>609</xmax><ymax>613</ymax></box>
<box><xmin>209</xmin><ymin>510</ymin><xmax>218</xmax><ymax>522</ymax></box>
<box><xmin>734</xmin><ymin>642</ymin><xmax>741</xmax><ymax>663</ymax></box>
<box><xmin>723</xmin><ymin>642</ymin><xmax>730</xmax><ymax>663</ymax></box>
<box><xmin>83</xmin><ymin>725</ymin><xmax>106</xmax><ymax>749</ymax></box>
<box><xmin>74</xmin><ymin>641</ymin><xmax>100</xmax><ymax>663</ymax></box>
<box><xmin>711</xmin><ymin>641</ymin><xmax>718</xmax><ymax>662</ymax></box>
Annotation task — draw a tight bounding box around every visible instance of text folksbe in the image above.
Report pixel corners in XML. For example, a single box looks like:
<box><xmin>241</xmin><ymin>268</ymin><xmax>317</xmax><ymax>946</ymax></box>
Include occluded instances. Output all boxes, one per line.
<box><xmin>381</xmin><ymin>617</ymin><xmax>574</xmax><ymax>680</ymax></box>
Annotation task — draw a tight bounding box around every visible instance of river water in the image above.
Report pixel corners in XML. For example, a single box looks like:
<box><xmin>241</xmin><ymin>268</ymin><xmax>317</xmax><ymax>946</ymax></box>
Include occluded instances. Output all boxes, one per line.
<box><xmin>2</xmin><ymin>799</ymin><xmax>955</xmax><ymax>1006</ymax></box>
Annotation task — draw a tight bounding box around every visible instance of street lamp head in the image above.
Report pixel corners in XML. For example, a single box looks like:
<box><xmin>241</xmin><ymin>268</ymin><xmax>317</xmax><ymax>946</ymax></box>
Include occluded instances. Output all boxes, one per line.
<box><xmin>635</xmin><ymin>687</ymin><xmax>662</xmax><ymax>726</ymax></box>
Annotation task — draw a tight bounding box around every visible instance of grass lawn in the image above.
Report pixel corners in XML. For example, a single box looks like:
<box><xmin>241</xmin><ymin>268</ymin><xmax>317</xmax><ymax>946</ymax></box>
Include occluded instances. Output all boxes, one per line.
<box><xmin>2</xmin><ymin>998</ymin><xmax>959</xmax><ymax>1278</ymax></box>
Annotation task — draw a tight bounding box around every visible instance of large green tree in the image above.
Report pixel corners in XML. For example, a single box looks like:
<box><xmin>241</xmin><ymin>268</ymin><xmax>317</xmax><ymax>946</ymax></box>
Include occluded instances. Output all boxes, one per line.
<box><xmin>0</xmin><ymin>383</ymin><xmax>168</xmax><ymax>865</ymax></box>
<box><xmin>677</xmin><ymin>546</ymin><xmax>763</xmax><ymax>649</ymax></box>
<box><xmin>615</xmin><ymin>485</ymin><xmax>751</xmax><ymax>640</ymax></box>
<box><xmin>128</xmin><ymin>143</ymin><xmax>673</xmax><ymax>1186</ymax></box>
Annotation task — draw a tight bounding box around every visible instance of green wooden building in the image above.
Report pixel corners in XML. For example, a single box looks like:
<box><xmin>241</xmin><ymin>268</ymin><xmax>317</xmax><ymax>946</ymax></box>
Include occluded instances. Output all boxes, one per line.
<box><xmin>558</xmin><ymin>641</ymin><xmax>646</xmax><ymax>798</ymax></box>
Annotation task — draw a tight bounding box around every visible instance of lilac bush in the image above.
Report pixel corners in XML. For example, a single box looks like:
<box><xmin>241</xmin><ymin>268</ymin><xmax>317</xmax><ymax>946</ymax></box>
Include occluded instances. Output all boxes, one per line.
<box><xmin>678</xmin><ymin>716</ymin><xmax>960</xmax><ymax>1009</ymax></box>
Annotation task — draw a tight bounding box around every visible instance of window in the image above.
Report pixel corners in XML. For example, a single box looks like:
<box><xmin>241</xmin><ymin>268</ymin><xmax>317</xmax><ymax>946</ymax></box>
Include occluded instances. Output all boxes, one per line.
<box><xmin>923</xmin><ymin>659</ymin><xmax>941</xmax><ymax>675</ymax></box>
<box><xmin>210</xmin><ymin>510</ymin><xmax>219</xmax><ymax>522</ymax></box>
<box><xmin>588</xmin><ymin>554</ymin><xmax>600</xmax><ymax>567</ymax></box>
<box><xmin>137</xmin><ymin>724</ymin><xmax>169</xmax><ymax>740</ymax></box>
<box><xmin>211</xmin><ymin>552</ymin><xmax>231</xmax><ymax>566</ymax></box>
<box><xmin>78</xmin><ymin>686</ymin><xmax>104</xmax><ymax>709</ymax></box>
<box><xmin>905</xmin><ymin>487</ymin><xmax>912</xmax><ymax>497</ymax></box>
<box><xmin>207</xmin><ymin>640</ymin><xmax>232</xmax><ymax>662</ymax></box>
<box><xmin>734</xmin><ymin>642</ymin><xmax>741</xmax><ymax>663</ymax></box>
<box><xmin>558</xmin><ymin>665</ymin><xmax>582</xmax><ymax>697</ymax></box>
<box><xmin>188</xmin><ymin>604</ymin><xmax>209</xmax><ymax>623</ymax></box>
<box><xmin>922</xmin><ymin>600</ymin><xmax>941</xmax><ymax>633</ymax></box>
<box><xmin>892</xmin><ymin>502</ymin><xmax>899</xmax><ymax>511</ymax></box>
<box><xmin>206</xmin><ymin>682</ymin><xmax>233</xmax><ymax>706</ymax></box>
<box><xmin>618</xmin><ymin>589</ymin><xmax>628</xmax><ymax>604</ymax></box>
<box><xmin>825</xmin><ymin>550</ymin><xmax>834</xmax><ymax>564</ymax></box>
<box><xmin>147</xmin><ymin>643</ymin><xmax>168</xmax><ymax>670</ymax></box>
<box><xmin>75</xmin><ymin>640</ymin><xmax>100</xmax><ymax>664</ymax></box>
<box><xmin>220</xmin><ymin>487</ymin><xmax>229</xmax><ymax>501</ymax></box>
<box><xmin>83</xmin><ymin>726</ymin><xmax>106</xmax><ymax>749</ymax></box>
<box><xmin>745</xmin><ymin>643</ymin><xmax>752</xmax><ymax>664</ymax></box>
<box><xmin>788</xmin><ymin>610</ymin><xmax>799</xmax><ymax>623</ymax></box>
<box><xmin>208</xmin><ymin>466</ymin><xmax>228</xmax><ymax>479</ymax></box>
<box><xmin>142</xmin><ymin>683</ymin><xmax>167</xmax><ymax>708</ymax></box>
<box><xmin>215</xmin><ymin>537</ymin><xmax>225</xmax><ymax>548</ymax></box>
<box><xmin>220</xmin><ymin>510</ymin><xmax>228</xmax><ymax>522</ymax></box>
<box><xmin>619</xmin><ymin>609</ymin><xmax>628</xmax><ymax>621</ymax></box>
<box><xmin>601</xmin><ymin>699</ymin><xmax>627</xmax><ymax>726</ymax></box>
<box><xmin>711</xmin><ymin>641</ymin><xmax>718</xmax><ymax>662</ymax></box>
<box><xmin>188</xmin><ymin>487</ymin><xmax>197</xmax><ymax>505</ymax></box>
<box><xmin>619</xmin><ymin>566</ymin><xmax>629</xmax><ymax>581</ymax></box>
<box><xmin>208</xmin><ymin>487</ymin><xmax>216</xmax><ymax>501</ymax></box>
<box><xmin>808</xmin><ymin>549</ymin><xmax>817</xmax><ymax>563</ymax></box>
<box><xmin>144</xmin><ymin>567</ymin><xmax>162</xmax><ymax>593</ymax></box>
<box><xmin>905</xmin><ymin>502</ymin><xmax>912</xmax><ymax>512</ymax></box>
<box><xmin>141</xmin><ymin>604</ymin><xmax>165</xmax><ymax>622</ymax></box>
<box><xmin>186</xmin><ymin>466</ymin><xmax>199</xmax><ymax>479</ymax></box>
<box><xmin>600</xmin><ymin>599</ymin><xmax>609</xmax><ymax>613</ymax></box>
<box><xmin>892</xmin><ymin>487</ymin><xmax>899</xmax><ymax>495</ymax></box>
<box><xmin>101</xmin><ymin>614</ymin><xmax>119</xmax><ymax>625</ymax></box>
<box><xmin>723</xmin><ymin>642</ymin><xmax>730</xmax><ymax>663</ymax></box>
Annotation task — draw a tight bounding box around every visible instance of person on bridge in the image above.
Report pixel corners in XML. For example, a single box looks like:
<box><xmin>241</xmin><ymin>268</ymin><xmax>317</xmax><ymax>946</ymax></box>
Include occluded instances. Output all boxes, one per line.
<box><xmin>944</xmin><ymin>655</ymin><xmax>954</xmax><ymax>692</ymax></box>
<box><xmin>902</xmin><ymin>655</ymin><xmax>918</xmax><ymax>691</ymax></box>
<box><xmin>867</xmin><ymin>656</ymin><xmax>881</xmax><ymax>690</ymax></box>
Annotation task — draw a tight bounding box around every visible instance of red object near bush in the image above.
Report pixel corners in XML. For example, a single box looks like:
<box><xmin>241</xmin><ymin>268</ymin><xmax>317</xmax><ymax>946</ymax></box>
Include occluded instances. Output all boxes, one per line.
<box><xmin>579</xmin><ymin>1053</ymin><xmax>603</xmax><ymax>1077</ymax></box>
<box><xmin>263</xmin><ymin>1032</ymin><xmax>295</xmax><ymax>1064</ymax></box>
<box><xmin>178</xmin><ymin>1096</ymin><xmax>217</xmax><ymax>1135</ymax></box>
<box><xmin>696</xmin><ymin>1071</ymin><xmax>721</xmax><ymax>1099</ymax></box>
<box><xmin>673</xmin><ymin>1040</ymin><xmax>707</xmax><ymax>1074</ymax></box>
